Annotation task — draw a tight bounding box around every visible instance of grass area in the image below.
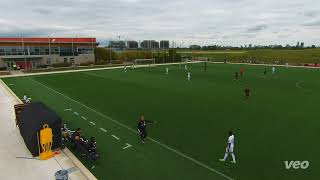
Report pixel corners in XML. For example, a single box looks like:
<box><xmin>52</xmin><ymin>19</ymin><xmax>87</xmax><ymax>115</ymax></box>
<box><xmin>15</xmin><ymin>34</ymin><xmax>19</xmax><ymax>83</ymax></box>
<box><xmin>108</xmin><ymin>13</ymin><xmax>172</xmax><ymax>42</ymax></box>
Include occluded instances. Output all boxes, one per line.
<box><xmin>2</xmin><ymin>63</ymin><xmax>320</xmax><ymax>180</ymax></box>
<box><xmin>178</xmin><ymin>49</ymin><xmax>320</xmax><ymax>64</ymax></box>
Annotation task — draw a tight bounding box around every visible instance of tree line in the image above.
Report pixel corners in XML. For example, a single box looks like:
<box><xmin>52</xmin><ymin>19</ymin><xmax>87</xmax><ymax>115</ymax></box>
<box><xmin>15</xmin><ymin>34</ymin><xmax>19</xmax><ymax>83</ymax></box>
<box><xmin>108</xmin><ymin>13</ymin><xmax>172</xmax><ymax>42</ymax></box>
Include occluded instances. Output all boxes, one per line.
<box><xmin>94</xmin><ymin>48</ymin><xmax>182</xmax><ymax>64</ymax></box>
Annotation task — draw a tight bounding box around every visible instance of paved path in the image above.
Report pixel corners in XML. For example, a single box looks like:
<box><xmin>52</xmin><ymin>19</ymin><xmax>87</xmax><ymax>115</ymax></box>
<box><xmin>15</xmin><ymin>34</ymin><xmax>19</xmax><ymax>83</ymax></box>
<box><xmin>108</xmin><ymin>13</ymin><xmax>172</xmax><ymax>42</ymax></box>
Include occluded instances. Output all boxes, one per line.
<box><xmin>0</xmin><ymin>80</ymin><xmax>95</xmax><ymax>180</ymax></box>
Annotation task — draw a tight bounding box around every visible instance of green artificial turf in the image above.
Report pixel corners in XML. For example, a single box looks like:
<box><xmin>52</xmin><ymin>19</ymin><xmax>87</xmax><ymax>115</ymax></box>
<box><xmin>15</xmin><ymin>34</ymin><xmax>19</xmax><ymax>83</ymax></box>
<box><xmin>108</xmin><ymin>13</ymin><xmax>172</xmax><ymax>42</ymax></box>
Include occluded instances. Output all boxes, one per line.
<box><xmin>2</xmin><ymin>63</ymin><xmax>319</xmax><ymax>180</ymax></box>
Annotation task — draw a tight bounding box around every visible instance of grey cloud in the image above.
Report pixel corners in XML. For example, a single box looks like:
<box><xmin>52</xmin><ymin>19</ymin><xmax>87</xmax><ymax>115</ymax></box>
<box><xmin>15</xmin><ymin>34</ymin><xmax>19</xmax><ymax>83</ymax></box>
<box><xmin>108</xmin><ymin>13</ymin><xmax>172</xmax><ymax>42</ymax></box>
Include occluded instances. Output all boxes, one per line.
<box><xmin>303</xmin><ymin>20</ymin><xmax>320</xmax><ymax>26</ymax></box>
<box><xmin>247</xmin><ymin>25</ymin><xmax>268</xmax><ymax>33</ymax></box>
<box><xmin>303</xmin><ymin>10</ymin><xmax>318</xmax><ymax>17</ymax></box>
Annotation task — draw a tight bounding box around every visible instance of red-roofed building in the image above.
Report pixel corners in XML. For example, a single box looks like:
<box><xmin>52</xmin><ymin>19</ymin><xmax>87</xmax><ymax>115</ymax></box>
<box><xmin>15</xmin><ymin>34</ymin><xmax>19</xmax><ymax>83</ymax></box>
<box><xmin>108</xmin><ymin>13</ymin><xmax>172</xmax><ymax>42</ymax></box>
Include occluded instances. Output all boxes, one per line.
<box><xmin>0</xmin><ymin>37</ymin><xmax>98</xmax><ymax>70</ymax></box>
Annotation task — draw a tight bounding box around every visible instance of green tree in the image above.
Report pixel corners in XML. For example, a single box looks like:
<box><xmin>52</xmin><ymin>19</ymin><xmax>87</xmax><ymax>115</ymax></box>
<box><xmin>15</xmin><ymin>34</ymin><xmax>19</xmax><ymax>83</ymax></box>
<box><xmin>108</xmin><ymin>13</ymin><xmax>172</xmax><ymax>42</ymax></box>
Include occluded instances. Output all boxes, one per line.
<box><xmin>94</xmin><ymin>48</ymin><xmax>117</xmax><ymax>62</ymax></box>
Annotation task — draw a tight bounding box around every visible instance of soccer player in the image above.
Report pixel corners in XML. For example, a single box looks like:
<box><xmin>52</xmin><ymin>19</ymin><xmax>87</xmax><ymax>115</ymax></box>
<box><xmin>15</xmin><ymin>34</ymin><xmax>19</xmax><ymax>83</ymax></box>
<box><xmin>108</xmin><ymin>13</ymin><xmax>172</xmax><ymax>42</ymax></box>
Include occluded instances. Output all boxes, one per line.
<box><xmin>263</xmin><ymin>68</ymin><xmax>267</xmax><ymax>76</ymax></box>
<box><xmin>187</xmin><ymin>72</ymin><xmax>191</xmax><ymax>81</ymax></box>
<box><xmin>240</xmin><ymin>68</ymin><xmax>245</xmax><ymax>77</ymax></box>
<box><xmin>234</xmin><ymin>72</ymin><xmax>239</xmax><ymax>81</ymax></box>
<box><xmin>124</xmin><ymin>65</ymin><xmax>127</xmax><ymax>72</ymax></box>
<box><xmin>244</xmin><ymin>88</ymin><xmax>251</xmax><ymax>100</ymax></box>
<box><xmin>204</xmin><ymin>61</ymin><xmax>208</xmax><ymax>72</ymax></box>
<box><xmin>137</xmin><ymin>115</ymin><xmax>152</xmax><ymax>143</ymax></box>
<box><xmin>219</xmin><ymin>131</ymin><xmax>236</xmax><ymax>164</ymax></box>
<box><xmin>166</xmin><ymin>67</ymin><xmax>169</xmax><ymax>75</ymax></box>
<box><xmin>272</xmin><ymin>66</ymin><xmax>275</xmax><ymax>75</ymax></box>
<box><xmin>23</xmin><ymin>94</ymin><xmax>31</xmax><ymax>103</ymax></box>
<box><xmin>185</xmin><ymin>64</ymin><xmax>188</xmax><ymax>70</ymax></box>
<box><xmin>285</xmin><ymin>63</ymin><xmax>289</xmax><ymax>69</ymax></box>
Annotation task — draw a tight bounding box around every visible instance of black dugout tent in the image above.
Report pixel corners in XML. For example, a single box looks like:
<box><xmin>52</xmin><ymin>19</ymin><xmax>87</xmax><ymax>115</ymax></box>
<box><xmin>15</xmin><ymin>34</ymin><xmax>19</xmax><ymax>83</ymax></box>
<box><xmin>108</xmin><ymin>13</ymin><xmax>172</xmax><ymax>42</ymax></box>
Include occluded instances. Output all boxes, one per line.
<box><xmin>18</xmin><ymin>102</ymin><xmax>62</xmax><ymax>156</ymax></box>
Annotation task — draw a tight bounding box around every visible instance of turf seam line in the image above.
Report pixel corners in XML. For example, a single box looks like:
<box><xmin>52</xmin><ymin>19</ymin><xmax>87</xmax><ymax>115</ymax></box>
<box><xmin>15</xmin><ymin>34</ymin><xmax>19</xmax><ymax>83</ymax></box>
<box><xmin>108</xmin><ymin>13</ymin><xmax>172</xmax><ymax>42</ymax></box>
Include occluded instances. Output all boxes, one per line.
<box><xmin>111</xmin><ymin>135</ymin><xmax>120</xmax><ymax>140</ymax></box>
<box><xmin>99</xmin><ymin>128</ymin><xmax>107</xmax><ymax>133</ymax></box>
<box><xmin>28</xmin><ymin>77</ymin><xmax>234</xmax><ymax>180</ymax></box>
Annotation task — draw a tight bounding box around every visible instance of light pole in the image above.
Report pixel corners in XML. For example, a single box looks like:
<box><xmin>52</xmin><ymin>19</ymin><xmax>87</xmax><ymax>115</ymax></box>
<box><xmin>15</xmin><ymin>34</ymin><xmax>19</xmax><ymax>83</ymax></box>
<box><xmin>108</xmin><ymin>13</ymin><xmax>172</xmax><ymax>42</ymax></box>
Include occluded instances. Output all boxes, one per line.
<box><xmin>22</xmin><ymin>37</ymin><xmax>27</xmax><ymax>72</ymax></box>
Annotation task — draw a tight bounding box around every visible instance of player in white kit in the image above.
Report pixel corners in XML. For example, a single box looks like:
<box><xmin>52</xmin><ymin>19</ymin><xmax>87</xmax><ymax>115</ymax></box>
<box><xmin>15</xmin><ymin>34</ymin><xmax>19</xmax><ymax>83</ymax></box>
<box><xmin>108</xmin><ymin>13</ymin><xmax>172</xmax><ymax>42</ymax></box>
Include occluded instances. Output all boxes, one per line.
<box><xmin>187</xmin><ymin>72</ymin><xmax>191</xmax><ymax>81</ymax></box>
<box><xmin>166</xmin><ymin>67</ymin><xmax>169</xmax><ymax>75</ymax></box>
<box><xmin>124</xmin><ymin>65</ymin><xmax>127</xmax><ymax>72</ymax></box>
<box><xmin>272</xmin><ymin>66</ymin><xmax>275</xmax><ymax>75</ymax></box>
<box><xmin>219</xmin><ymin>131</ymin><xmax>236</xmax><ymax>164</ymax></box>
<box><xmin>185</xmin><ymin>64</ymin><xmax>188</xmax><ymax>70</ymax></box>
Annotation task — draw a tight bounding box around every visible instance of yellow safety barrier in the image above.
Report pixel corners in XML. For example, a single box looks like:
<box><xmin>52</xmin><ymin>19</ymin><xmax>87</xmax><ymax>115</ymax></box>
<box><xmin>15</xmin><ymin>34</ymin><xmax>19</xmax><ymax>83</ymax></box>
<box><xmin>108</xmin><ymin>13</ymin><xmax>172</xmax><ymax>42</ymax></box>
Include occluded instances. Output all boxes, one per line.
<box><xmin>38</xmin><ymin>124</ymin><xmax>55</xmax><ymax>160</ymax></box>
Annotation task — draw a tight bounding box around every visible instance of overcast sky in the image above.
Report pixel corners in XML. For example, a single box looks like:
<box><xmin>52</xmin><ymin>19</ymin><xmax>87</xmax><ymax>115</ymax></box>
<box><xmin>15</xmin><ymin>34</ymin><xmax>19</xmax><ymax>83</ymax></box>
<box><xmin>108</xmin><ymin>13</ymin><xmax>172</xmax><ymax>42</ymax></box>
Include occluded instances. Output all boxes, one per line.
<box><xmin>0</xmin><ymin>0</ymin><xmax>319</xmax><ymax>46</ymax></box>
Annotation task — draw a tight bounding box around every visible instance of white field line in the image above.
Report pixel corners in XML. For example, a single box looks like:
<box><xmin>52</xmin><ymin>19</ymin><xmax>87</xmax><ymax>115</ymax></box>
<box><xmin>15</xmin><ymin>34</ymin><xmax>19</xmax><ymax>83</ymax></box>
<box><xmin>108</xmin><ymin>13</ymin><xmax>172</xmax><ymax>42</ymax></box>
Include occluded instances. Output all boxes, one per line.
<box><xmin>64</xmin><ymin>108</ymin><xmax>72</xmax><ymax>111</ymax></box>
<box><xmin>89</xmin><ymin>121</ymin><xmax>96</xmax><ymax>126</ymax></box>
<box><xmin>122</xmin><ymin>143</ymin><xmax>132</xmax><ymax>150</ymax></box>
<box><xmin>27</xmin><ymin>77</ymin><xmax>234</xmax><ymax>180</ymax></box>
<box><xmin>81</xmin><ymin>116</ymin><xmax>87</xmax><ymax>120</ymax></box>
<box><xmin>111</xmin><ymin>135</ymin><xmax>120</xmax><ymax>140</ymax></box>
<box><xmin>99</xmin><ymin>128</ymin><xmax>107</xmax><ymax>133</ymax></box>
<box><xmin>73</xmin><ymin>112</ymin><xmax>79</xmax><ymax>116</ymax></box>
<box><xmin>0</xmin><ymin>61</ymin><xmax>204</xmax><ymax>78</ymax></box>
<box><xmin>296</xmin><ymin>81</ymin><xmax>304</xmax><ymax>89</ymax></box>
<box><xmin>210</xmin><ymin>61</ymin><xmax>320</xmax><ymax>69</ymax></box>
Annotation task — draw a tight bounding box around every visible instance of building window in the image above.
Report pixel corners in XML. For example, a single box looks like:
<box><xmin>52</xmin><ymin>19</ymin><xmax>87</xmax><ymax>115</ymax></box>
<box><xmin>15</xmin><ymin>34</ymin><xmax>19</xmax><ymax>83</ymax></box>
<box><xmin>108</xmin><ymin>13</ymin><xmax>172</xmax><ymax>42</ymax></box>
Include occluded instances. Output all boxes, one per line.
<box><xmin>47</xmin><ymin>58</ymin><xmax>51</xmax><ymax>65</ymax></box>
<box><xmin>64</xmin><ymin>58</ymin><xmax>68</xmax><ymax>63</ymax></box>
<box><xmin>70</xmin><ymin>57</ymin><xmax>74</xmax><ymax>64</ymax></box>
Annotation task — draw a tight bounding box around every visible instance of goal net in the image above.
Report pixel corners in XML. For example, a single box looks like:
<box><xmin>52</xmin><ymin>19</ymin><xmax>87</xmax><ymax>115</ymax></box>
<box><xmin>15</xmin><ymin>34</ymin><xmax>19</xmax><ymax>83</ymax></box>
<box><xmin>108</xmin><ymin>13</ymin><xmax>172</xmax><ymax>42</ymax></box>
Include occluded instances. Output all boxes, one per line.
<box><xmin>134</xmin><ymin>59</ymin><xmax>156</xmax><ymax>66</ymax></box>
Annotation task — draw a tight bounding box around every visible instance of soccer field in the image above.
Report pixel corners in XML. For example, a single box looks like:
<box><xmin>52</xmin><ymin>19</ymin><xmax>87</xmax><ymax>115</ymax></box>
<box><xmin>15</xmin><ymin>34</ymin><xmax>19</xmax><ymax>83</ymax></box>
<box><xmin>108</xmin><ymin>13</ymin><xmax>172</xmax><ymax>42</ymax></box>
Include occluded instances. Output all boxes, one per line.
<box><xmin>2</xmin><ymin>63</ymin><xmax>319</xmax><ymax>180</ymax></box>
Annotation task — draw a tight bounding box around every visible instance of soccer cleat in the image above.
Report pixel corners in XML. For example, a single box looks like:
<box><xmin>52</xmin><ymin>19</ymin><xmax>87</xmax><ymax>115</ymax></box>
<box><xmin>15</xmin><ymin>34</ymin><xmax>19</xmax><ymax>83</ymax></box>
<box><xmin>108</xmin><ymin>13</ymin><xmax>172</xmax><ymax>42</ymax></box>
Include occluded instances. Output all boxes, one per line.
<box><xmin>219</xmin><ymin>159</ymin><xmax>225</xmax><ymax>162</ymax></box>
<box><xmin>230</xmin><ymin>161</ymin><xmax>236</xmax><ymax>164</ymax></box>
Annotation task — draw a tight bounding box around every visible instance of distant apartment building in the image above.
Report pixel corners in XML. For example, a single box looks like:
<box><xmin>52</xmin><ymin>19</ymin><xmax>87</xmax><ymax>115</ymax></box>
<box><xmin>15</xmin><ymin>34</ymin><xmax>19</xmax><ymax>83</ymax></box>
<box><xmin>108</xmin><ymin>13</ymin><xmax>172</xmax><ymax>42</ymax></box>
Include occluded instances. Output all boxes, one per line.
<box><xmin>141</xmin><ymin>40</ymin><xmax>159</xmax><ymax>49</ymax></box>
<box><xmin>108</xmin><ymin>41</ymin><xmax>126</xmax><ymax>50</ymax></box>
<box><xmin>0</xmin><ymin>37</ymin><xmax>98</xmax><ymax>69</ymax></box>
<box><xmin>127</xmin><ymin>41</ymin><xmax>139</xmax><ymax>49</ymax></box>
<box><xmin>160</xmin><ymin>40</ymin><xmax>170</xmax><ymax>49</ymax></box>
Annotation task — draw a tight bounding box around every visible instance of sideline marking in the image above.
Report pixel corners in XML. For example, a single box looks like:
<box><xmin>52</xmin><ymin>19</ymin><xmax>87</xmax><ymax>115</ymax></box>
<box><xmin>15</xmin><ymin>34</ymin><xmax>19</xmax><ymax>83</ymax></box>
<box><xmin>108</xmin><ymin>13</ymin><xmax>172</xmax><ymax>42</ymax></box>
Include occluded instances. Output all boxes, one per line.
<box><xmin>99</xmin><ymin>128</ymin><xmax>107</xmax><ymax>133</ymax></box>
<box><xmin>74</xmin><ymin>112</ymin><xmax>79</xmax><ymax>116</ymax></box>
<box><xmin>111</xmin><ymin>135</ymin><xmax>120</xmax><ymax>140</ymax></box>
<box><xmin>64</xmin><ymin>108</ymin><xmax>72</xmax><ymax>111</ymax></box>
<box><xmin>122</xmin><ymin>143</ymin><xmax>132</xmax><ymax>150</ymax></box>
<box><xmin>89</xmin><ymin>121</ymin><xmax>96</xmax><ymax>126</ymax></box>
<box><xmin>296</xmin><ymin>81</ymin><xmax>303</xmax><ymax>89</ymax></box>
<box><xmin>81</xmin><ymin>116</ymin><xmax>87</xmax><ymax>120</ymax></box>
<box><xmin>28</xmin><ymin>77</ymin><xmax>234</xmax><ymax>180</ymax></box>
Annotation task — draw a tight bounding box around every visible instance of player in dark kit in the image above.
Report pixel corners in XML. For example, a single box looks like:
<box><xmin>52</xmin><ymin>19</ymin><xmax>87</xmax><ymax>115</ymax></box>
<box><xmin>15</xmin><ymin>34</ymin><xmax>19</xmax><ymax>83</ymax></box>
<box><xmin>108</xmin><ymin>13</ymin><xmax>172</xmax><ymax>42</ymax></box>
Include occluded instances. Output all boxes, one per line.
<box><xmin>244</xmin><ymin>88</ymin><xmax>251</xmax><ymax>100</ymax></box>
<box><xmin>234</xmin><ymin>72</ymin><xmax>239</xmax><ymax>81</ymax></box>
<box><xmin>204</xmin><ymin>61</ymin><xmax>208</xmax><ymax>72</ymax></box>
<box><xmin>137</xmin><ymin>115</ymin><xmax>153</xmax><ymax>143</ymax></box>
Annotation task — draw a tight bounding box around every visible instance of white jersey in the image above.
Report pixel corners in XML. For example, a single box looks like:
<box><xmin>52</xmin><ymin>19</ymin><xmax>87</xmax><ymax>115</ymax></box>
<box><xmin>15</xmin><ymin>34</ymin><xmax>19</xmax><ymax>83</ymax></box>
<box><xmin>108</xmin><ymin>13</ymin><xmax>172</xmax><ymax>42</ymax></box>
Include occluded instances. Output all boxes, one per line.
<box><xmin>23</xmin><ymin>95</ymin><xmax>27</xmax><ymax>101</ymax></box>
<box><xmin>272</xmin><ymin>67</ymin><xmax>275</xmax><ymax>72</ymax></box>
<box><xmin>228</xmin><ymin>135</ymin><xmax>235</xmax><ymax>146</ymax></box>
<box><xmin>185</xmin><ymin>65</ymin><xmax>188</xmax><ymax>70</ymax></box>
<box><xmin>166</xmin><ymin>68</ymin><xmax>169</xmax><ymax>74</ymax></box>
<box><xmin>227</xmin><ymin>134</ymin><xmax>235</xmax><ymax>153</ymax></box>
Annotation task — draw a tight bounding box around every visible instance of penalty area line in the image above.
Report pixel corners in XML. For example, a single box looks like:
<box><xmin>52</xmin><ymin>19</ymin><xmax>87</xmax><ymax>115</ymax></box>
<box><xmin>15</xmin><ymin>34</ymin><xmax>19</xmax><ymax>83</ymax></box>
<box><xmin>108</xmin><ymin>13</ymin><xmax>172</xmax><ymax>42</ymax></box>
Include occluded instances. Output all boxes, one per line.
<box><xmin>99</xmin><ymin>128</ymin><xmax>107</xmax><ymax>133</ymax></box>
<box><xmin>27</xmin><ymin>77</ymin><xmax>234</xmax><ymax>180</ymax></box>
<box><xmin>111</xmin><ymin>135</ymin><xmax>120</xmax><ymax>140</ymax></box>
